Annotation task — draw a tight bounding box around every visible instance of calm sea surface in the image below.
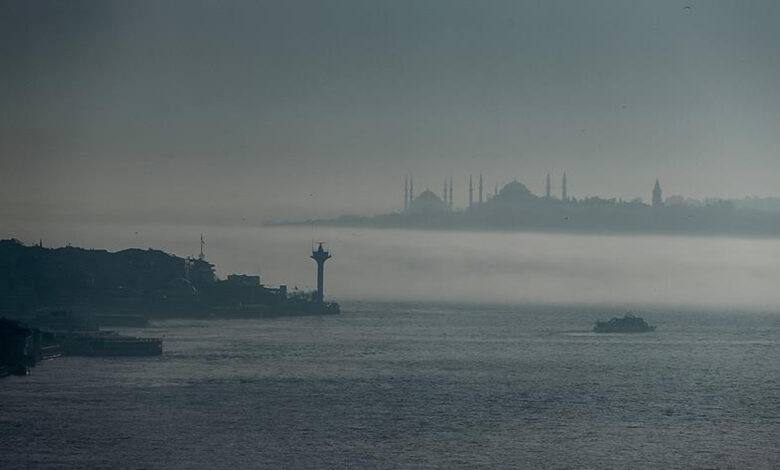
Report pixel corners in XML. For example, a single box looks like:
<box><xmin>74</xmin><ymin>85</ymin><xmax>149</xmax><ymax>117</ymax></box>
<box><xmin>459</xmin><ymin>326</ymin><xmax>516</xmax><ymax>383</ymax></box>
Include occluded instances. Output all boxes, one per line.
<box><xmin>2</xmin><ymin>301</ymin><xmax>780</xmax><ymax>469</ymax></box>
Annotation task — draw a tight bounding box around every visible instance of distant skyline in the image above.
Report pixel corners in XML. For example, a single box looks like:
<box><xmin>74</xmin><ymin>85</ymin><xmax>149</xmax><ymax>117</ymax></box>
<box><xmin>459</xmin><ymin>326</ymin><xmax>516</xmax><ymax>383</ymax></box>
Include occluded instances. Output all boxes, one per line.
<box><xmin>2</xmin><ymin>1</ymin><xmax>780</xmax><ymax>225</ymax></box>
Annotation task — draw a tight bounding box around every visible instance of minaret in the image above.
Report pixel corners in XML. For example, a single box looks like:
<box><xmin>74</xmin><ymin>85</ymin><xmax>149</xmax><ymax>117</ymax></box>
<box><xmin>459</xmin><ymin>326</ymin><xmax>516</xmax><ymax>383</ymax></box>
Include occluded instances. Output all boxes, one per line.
<box><xmin>199</xmin><ymin>234</ymin><xmax>206</xmax><ymax>260</ymax></box>
<box><xmin>311</xmin><ymin>242</ymin><xmax>331</xmax><ymax>304</ymax></box>
<box><xmin>409</xmin><ymin>174</ymin><xmax>414</xmax><ymax>202</ymax></box>
<box><xmin>546</xmin><ymin>173</ymin><xmax>551</xmax><ymax>198</ymax></box>
<box><xmin>562</xmin><ymin>172</ymin><xmax>568</xmax><ymax>201</ymax></box>
<box><xmin>443</xmin><ymin>177</ymin><xmax>448</xmax><ymax>206</ymax></box>
<box><xmin>449</xmin><ymin>176</ymin><xmax>453</xmax><ymax>209</ymax></box>
<box><xmin>479</xmin><ymin>173</ymin><xmax>483</xmax><ymax>204</ymax></box>
<box><xmin>404</xmin><ymin>174</ymin><xmax>409</xmax><ymax>211</ymax></box>
<box><xmin>469</xmin><ymin>175</ymin><xmax>473</xmax><ymax>208</ymax></box>
<box><xmin>652</xmin><ymin>178</ymin><xmax>663</xmax><ymax>207</ymax></box>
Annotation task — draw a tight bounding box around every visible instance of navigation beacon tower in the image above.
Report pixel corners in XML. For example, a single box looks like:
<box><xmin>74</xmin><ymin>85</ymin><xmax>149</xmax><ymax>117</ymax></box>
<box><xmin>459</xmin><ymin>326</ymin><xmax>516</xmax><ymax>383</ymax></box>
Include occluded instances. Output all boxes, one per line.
<box><xmin>311</xmin><ymin>242</ymin><xmax>332</xmax><ymax>304</ymax></box>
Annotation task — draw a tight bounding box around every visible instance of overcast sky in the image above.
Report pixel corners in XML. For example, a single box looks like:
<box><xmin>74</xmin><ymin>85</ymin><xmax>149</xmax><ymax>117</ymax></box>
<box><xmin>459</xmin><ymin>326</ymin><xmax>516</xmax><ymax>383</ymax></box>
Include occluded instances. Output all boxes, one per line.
<box><xmin>2</xmin><ymin>0</ymin><xmax>780</xmax><ymax>224</ymax></box>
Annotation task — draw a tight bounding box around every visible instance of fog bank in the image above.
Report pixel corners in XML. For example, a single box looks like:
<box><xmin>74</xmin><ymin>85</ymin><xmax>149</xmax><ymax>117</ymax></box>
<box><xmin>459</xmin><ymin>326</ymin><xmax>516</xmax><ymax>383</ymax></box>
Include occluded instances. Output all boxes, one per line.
<box><xmin>4</xmin><ymin>222</ymin><xmax>780</xmax><ymax>310</ymax></box>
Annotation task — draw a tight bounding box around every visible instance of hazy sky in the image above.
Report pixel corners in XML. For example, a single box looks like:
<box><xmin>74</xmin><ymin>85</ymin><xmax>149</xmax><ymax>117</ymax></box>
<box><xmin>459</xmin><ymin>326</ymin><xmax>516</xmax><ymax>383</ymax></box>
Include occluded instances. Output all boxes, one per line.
<box><xmin>2</xmin><ymin>0</ymin><xmax>780</xmax><ymax>224</ymax></box>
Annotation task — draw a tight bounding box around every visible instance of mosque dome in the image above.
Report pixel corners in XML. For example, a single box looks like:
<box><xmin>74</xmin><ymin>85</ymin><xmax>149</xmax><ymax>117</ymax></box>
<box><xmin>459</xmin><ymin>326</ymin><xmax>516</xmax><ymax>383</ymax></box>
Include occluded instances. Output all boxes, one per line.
<box><xmin>415</xmin><ymin>189</ymin><xmax>441</xmax><ymax>202</ymax></box>
<box><xmin>408</xmin><ymin>189</ymin><xmax>449</xmax><ymax>215</ymax></box>
<box><xmin>496</xmin><ymin>180</ymin><xmax>535</xmax><ymax>201</ymax></box>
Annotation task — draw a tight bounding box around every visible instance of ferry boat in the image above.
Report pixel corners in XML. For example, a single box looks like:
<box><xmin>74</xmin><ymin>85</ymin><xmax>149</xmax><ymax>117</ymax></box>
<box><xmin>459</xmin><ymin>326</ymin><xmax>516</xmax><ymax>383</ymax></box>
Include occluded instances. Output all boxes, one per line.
<box><xmin>594</xmin><ymin>314</ymin><xmax>656</xmax><ymax>333</ymax></box>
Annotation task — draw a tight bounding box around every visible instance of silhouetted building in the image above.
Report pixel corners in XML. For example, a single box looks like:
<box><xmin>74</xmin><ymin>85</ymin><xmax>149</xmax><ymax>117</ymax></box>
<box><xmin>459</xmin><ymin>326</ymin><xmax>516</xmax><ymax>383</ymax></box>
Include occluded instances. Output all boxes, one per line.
<box><xmin>166</xmin><ymin>277</ymin><xmax>199</xmax><ymax>303</ymax></box>
<box><xmin>307</xmin><ymin>170</ymin><xmax>780</xmax><ymax>237</ymax></box>
<box><xmin>185</xmin><ymin>256</ymin><xmax>216</xmax><ymax>288</ymax></box>
<box><xmin>226</xmin><ymin>274</ymin><xmax>261</xmax><ymax>286</ymax></box>
<box><xmin>0</xmin><ymin>239</ymin><xmax>283</xmax><ymax>313</ymax></box>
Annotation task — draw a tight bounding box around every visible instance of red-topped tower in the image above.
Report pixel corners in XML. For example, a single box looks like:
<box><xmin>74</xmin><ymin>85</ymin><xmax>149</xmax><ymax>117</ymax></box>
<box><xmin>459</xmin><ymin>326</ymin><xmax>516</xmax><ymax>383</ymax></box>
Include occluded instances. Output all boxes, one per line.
<box><xmin>311</xmin><ymin>242</ymin><xmax>331</xmax><ymax>303</ymax></box>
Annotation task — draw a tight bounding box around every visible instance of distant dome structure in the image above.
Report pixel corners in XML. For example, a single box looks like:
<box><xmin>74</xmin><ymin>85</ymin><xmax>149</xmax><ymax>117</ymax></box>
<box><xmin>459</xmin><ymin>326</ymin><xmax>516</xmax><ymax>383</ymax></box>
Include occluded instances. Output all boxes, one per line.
<box><xmin>407</xmin><ymin>189</ymin><xmax>449</xmax><ymax>215</ymax></box>
<box><xmin>494</xmin><ymin>180</ymin><xmax>536</xmax><ymax>202</ymax></box>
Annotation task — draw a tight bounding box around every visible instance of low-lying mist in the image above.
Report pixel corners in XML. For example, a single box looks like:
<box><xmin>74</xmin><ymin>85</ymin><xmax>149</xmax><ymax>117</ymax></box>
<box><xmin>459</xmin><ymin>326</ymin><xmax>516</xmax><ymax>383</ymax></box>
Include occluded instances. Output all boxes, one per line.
<box><xmin>5</xmin><ymin>222</ymin><xmax>780</xmax><ymax>310</ymax></box>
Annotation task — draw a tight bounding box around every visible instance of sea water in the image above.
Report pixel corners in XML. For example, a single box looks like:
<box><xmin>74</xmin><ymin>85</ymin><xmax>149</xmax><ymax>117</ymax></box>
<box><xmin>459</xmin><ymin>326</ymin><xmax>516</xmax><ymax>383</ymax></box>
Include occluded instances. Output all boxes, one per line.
<box><xmin>2</xmin><ymin>301</ymin><xmax>780</xmax><ymax>469</ymax></box>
